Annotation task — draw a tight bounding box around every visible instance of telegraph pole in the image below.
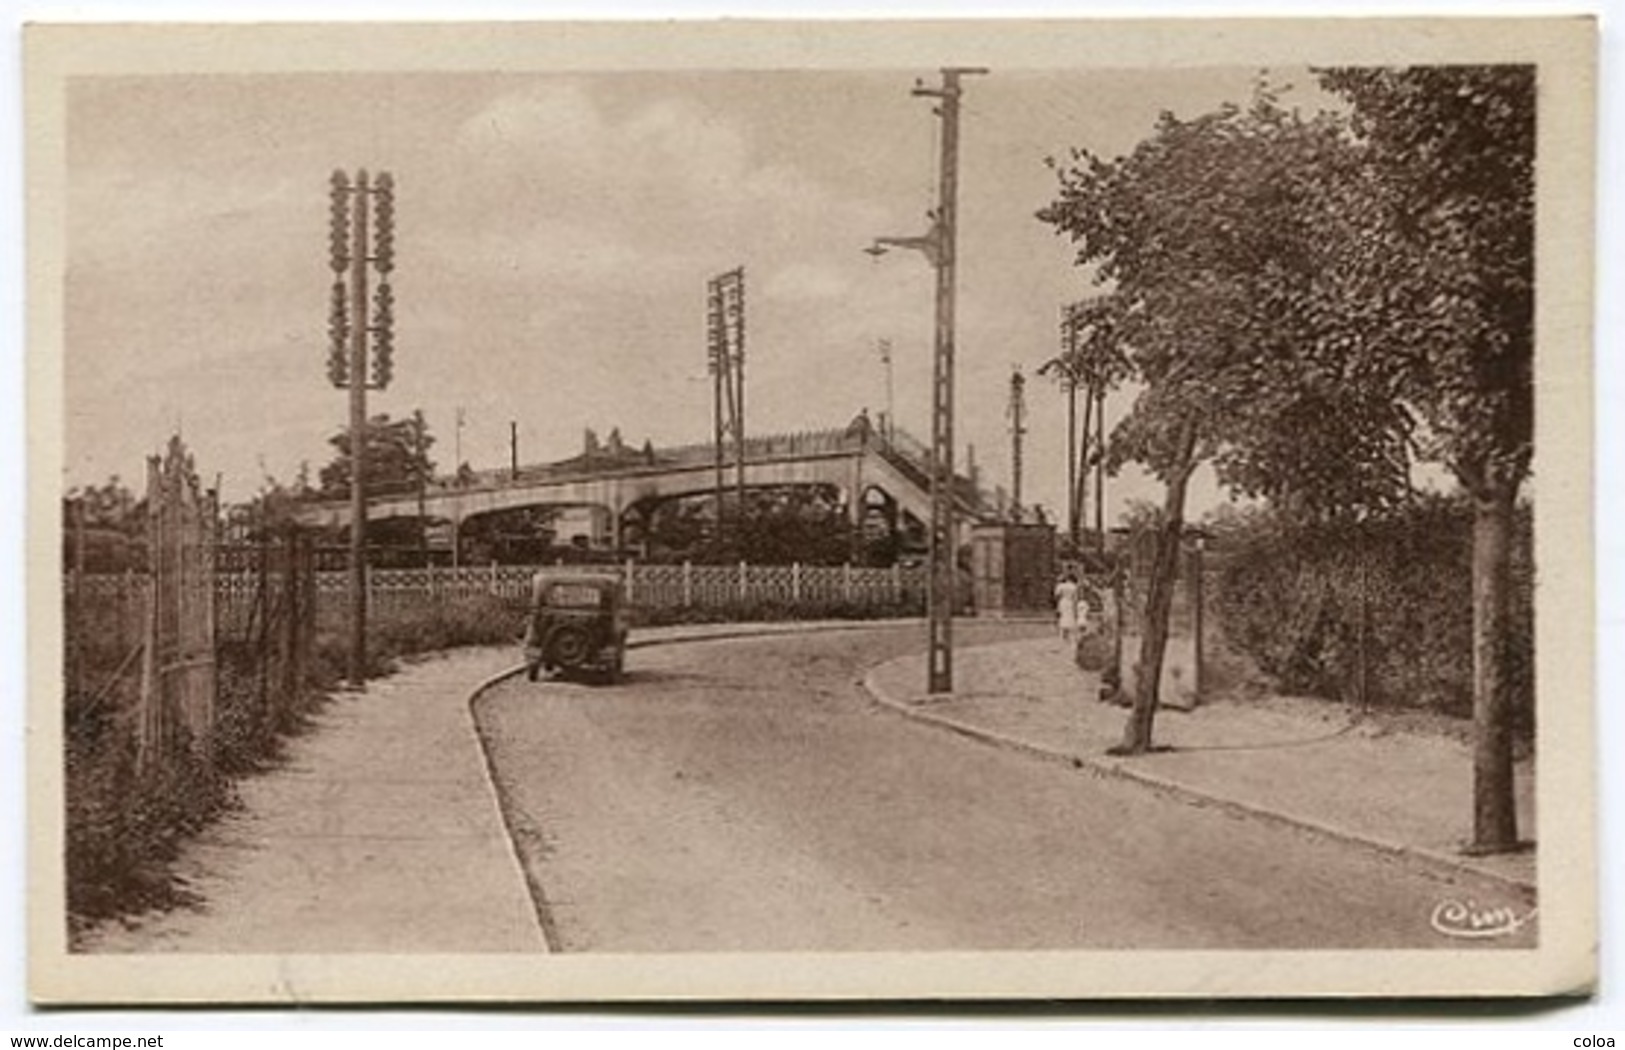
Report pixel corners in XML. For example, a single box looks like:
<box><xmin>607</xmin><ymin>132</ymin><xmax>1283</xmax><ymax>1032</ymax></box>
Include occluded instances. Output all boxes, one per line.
<box><xmin>869</xmin><ymin>66</ymin><xmax>986</xmax><ymax>695</ymax></box>
<box><xmin>1007</xmin><ymin>368</ymin><xmax>1026</xmax><ymax>518</ymax></box>
<box><xmin>452</xmin><ymin>406</ymin><xmax>464</xmax><ymax>569</ymax></box>
<box><xmin>1094</xmin><ymin>385</ymin><xmax>1107</xmax><ymax>550</ymax></box>
<box><xmin>1061</xmin><ymin>301</ymin><xmax>1088</xmax><ymax>550</ymax></box>
<box><xmin>327</xmin><ymin>168</ymin><xmax>396</xmax><ymax>691</ymax></box>
<box><xmin>1065</xmin><ymin>370</ymin><xmax>1078</xmax><ymax>546</ymax></box>
<box><xmin>877</xmin><ymin>338</ymin><xmax>895</xmax><ymax>441</ymax></box>
<box><xmin>1063</xmin><ymin>297</ymin><xmax>1110</xmax><ymax>552</ymax></box>
<box><xmin>707</xmin><ymin>268</ymin><xmax>746</xmax><ymax>540</ymax></box>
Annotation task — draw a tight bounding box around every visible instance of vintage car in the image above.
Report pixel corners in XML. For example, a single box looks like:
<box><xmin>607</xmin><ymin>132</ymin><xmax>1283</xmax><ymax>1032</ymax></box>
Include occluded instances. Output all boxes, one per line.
<box><xmin>522</xmin><ymin>571</ymin><xmax>629</xmax><ymax>683</ymax></box>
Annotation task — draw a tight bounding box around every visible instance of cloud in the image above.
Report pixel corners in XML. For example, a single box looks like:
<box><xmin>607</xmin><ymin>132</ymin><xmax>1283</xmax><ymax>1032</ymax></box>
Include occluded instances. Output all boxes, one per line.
<box><xmin>762</xmin><ymin>262</ymin><xmax>852</xmax><ymax>303</ymax></box>
<box><xmin>63</xmin><ymin>75</ymin><xmax>924</xmax><ymax>500</ymax></box>
<box><xmin>458</xmin><ymin>81</ymin><xmax>603</xmax><ymax>155</ymax></box>
<box><xmin>453</xmin><ymin>84</ymin><xmax>876</xmax><ymax>251</ymax></box>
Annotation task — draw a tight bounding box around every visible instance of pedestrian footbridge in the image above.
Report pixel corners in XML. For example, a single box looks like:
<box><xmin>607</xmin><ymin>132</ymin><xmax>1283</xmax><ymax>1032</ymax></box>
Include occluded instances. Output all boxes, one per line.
<box><xmin>294</xmin><ymin>419</ymin><xmax>995</xmax><ymax>549</ymax></box>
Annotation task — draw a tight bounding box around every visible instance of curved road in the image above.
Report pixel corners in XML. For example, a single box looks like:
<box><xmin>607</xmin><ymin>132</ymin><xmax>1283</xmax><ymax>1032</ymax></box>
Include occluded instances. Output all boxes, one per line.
<box><xmin>476</xmin><ymin>623</ymin><xmax>1532</xmax><ymax>952</ymax></box>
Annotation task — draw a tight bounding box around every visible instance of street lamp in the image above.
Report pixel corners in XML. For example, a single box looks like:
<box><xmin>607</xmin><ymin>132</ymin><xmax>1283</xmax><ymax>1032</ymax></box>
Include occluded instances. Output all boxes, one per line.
<box><xmin>868</xmin><ymin>66</ymin><xmax>985</xmax><ymax>696</ymax></box>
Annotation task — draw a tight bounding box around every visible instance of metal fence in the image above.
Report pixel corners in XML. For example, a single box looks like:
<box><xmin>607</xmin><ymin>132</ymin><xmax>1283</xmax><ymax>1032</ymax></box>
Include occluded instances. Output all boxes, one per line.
<box><xmin>215</xmin><ymin>529</ymin><xmax>319</xmax><ymax>753</ymax></box>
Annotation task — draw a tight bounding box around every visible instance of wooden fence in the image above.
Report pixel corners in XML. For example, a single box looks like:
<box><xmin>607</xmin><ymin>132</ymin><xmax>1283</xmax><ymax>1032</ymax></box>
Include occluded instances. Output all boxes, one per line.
<box><xmin>63</xmin><ymin>438</ymin><xmax>331</xmax><ymax>924</ymax></box>
<box><xmin>63</xmin><ymin>440</ymin><xmax>334</xmax><ymax>779</ymax></box>
<box><xmin>136</xmin><ymin>437</ymin><xmax>218</xmax><ymax>769</ymax></box>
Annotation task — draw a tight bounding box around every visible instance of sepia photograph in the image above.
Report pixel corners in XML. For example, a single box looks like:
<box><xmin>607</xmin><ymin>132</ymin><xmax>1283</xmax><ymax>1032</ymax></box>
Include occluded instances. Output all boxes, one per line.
<box><xmin>23</xmin><ymin>15</ymin><xmax>1597</xmax><ymax>1003</ymax></box>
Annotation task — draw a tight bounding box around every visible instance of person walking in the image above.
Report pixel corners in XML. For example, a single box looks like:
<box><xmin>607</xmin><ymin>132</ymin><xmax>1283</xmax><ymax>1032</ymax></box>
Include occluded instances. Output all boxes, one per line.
<box><xmin>1054</xmin><ymin>571</ymin><xmax>1080</xmax><ymax>646</ymax></box>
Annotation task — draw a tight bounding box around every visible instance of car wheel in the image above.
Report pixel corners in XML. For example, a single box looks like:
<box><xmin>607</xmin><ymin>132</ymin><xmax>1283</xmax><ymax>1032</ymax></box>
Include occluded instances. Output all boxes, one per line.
<box><xmin>548</xmin><ymin>625</ymin><xmax>592</xmax><ymax>669</ymax></box>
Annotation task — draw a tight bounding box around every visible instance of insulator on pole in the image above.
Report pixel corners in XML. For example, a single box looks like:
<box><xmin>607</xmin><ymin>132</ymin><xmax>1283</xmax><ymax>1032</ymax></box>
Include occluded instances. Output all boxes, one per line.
<box><xmin>327</xmin><ymin>348</ymin><xmax>350</xmax><ymax>388</ymax></box>
<box><xmin>326</xmin><ymin>281</ymin><xmax>350</xmax><ymax>386</ymax></box>
<box><xmin>328</xmin><ymin>173</ymin><xmax>351</xmax><ymax>272</ymax></box>
<box><xmin>372</xmin><ymin>176</ymin><xmax>395</xmax><ymax>274</ymax></box>
<box><xmin>372</xmin><ymin>281</ymin><xmax>395</xmax><ymax>326</ymax></box>
<box><xmin>370</xmin><ymin>283</ymin><xmax>394</xmax><ymax>389</ymax></box>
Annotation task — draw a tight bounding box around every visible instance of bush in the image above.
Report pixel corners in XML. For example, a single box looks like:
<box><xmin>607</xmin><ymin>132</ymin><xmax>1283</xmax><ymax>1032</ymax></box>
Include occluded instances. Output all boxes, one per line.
<box><xmin>1074</xmin><ymin>630</ymin><xmax>1115</xmax><ymax>673</ymax></box>
<box><xmin>314</xmin><ymin>594</ymin><xmax>530</xmax><ymax>680</ymax></box>
<box><xmin>1212</xmin><ymin>496</ymin><xmax>1532</xmax><ymax>727</ymax></box>
<box><xmin>630</xmin><ymin>595</ymin><xmax>924</xmax><ymax>628</ymax></box>
<box><xmin>65</xmin><ymin>718</ymin><xmax>231</xmax><ymax>931</ymax></box>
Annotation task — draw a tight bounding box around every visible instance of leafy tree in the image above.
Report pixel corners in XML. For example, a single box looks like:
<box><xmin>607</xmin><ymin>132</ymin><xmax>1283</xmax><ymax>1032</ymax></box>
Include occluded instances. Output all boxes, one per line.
<box><xmin>64</xmin><ymin>477</ymin><xmax>145</xmax><ymax>573</ymax></box>
<box><xmin>228</xmin><ymin>460</ymin><xmax>321</xmax><ymax>540</ymax></box>
<box><xmin>643</xmin><ymin>486</ymin><xmax>855</xmax><ymax>565</ymax></box>
<box><xmin>729</xmin><ymin>485</ymin><xmax>852</xmax><ymax>565</ymax></box>
<box><xmin>1316</xmin><ymin>65</ymin><xmax>1535</xmax><ymax>852</ymax></box>
<box><xmin>457</xmin><ymin>505</ymin><xmax>561</xmax><ymax>564</ymax></box>
<box><xmin>1039</xmin><ymin>91</ymin><xmax>1413</xmax><ymax>754</ymax></box>
<box><xmin>67</xmin><ymin>476</ymin><xmax>142</xmax><ymax>532</ymax></box>
<box><xmin>319</xmin><ymin>409</ymin><xmax>436</xmax><ymax>499</ymax></box>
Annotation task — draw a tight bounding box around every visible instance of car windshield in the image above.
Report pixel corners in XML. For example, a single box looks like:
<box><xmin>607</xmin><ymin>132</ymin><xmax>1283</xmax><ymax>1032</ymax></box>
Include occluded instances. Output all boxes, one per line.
<box><xmin>547</xmin><ymin>583</ymin><xmax>607</xmax><ymax>608</ymax></box>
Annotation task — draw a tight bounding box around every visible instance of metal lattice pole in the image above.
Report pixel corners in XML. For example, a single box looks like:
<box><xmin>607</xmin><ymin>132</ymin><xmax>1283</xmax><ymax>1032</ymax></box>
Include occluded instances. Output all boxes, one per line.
<box><xmin>1007</xmin><ymin>368</ymin><xmax>1026</xmax><ymax>517</ymax></box>
<box><xmin>707</xmin><ymin>268</ymin><xmax>746</xmax><ymax>543</ymax></box>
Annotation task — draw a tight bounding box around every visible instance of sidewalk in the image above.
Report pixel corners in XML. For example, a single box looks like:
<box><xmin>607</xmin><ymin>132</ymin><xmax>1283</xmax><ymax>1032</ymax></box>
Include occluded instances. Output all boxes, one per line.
<box><xmin>78</xmin><ymin>620</ymin><xmax>922</xmax><ymax>953</ymax></box>
<box><xmin>78</xmin><ymin>647</ymin><xmax>542</xmax><ymax>953</ymax></box>
<box><xmin>865</xmin><ymin>635</ymin><xmax>1537</xmax><ymax>893</ymax></box>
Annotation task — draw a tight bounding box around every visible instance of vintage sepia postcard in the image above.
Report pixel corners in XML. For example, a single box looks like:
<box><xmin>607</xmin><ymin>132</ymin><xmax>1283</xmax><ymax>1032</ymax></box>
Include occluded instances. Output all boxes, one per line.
<box><xmin>25</xmin><ymin>17</ymin><xmax>1596</xmax><ymax>1003</ymax></box>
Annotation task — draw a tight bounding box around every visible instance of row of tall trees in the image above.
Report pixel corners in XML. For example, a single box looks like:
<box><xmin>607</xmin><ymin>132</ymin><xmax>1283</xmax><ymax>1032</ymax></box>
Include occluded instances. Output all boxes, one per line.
<box><xmin>1037</xmin><ymin>66</ymin><xmax>1534</xmax><ymax>853</ymax></box>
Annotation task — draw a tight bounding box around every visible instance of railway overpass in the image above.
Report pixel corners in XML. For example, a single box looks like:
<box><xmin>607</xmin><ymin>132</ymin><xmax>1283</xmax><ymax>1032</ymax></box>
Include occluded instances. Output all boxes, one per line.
<box><xmin>294</xmin><ymin>419</ymin><xmax>998</xmax><ymax>551</ymax></box>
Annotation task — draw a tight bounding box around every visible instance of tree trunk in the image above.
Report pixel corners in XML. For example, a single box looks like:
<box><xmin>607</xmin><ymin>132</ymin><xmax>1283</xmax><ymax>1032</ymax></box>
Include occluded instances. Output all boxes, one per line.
<box><xmin>1074</xmin><ymin>383</ymin><xmax>1094</xmax><ymax>546</ymax></box>
<box><xmin>1114</xmin><ymin>425</ymin><xmax>1197</xmax><ymax>755</ymax></box>
<box><xmin>1468</xmin><ymin>481</ymin><xmax>1520</xmax><ymax>853</ymax></box>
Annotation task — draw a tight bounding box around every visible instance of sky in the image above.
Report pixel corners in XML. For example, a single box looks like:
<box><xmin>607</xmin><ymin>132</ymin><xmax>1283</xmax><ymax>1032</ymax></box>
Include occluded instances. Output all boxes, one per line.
<box><xmin>65</xmin><ymin>65</ymin><xmax>1321</xmax><ymax>519</ymax></box>
<box><xmin>13</xmin><ymin>3</ymin><xmax>1622</xmax><ymax>1034</ymax></box>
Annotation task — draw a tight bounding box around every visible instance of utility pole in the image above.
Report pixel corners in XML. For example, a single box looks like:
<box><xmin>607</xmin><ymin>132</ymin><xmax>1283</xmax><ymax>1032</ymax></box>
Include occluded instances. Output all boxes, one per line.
<box><xmin>327</xmin><ymin>168</ymin><xmax>395</xmax><ymax>692</ymax></box>
<box><xmin>1065</xmin><ymin>375</ymin><xmax>1078</xmax><ymax>548</ymax></box>
<box><xmin>1061</xmin><ymin>303</ymin><xmax>1077</xmax><ymax>546</ymax></box>
<box><xmin>1006</xmin><ymin>368</ymin><xmax>1026</xmax><ymax>518</ymax></box>
<box><xmin>1094</xmin><ymin>384</ymin><xmax>1106</xmax><ymax>550</ymax></box>
<box><xmin>877</xmin><ymin>338</ymin><xmax>895</xmax><ymax>442</ymax></box>
<box><xmin>1063</xmin><ymin>297</ymin><xmax>1111</xmax><ymax>553</ymax></box>
<box><xmin>510</xmin><ymin>421</ymin><xmax>518</xmax><ymax>480</ymax></box>
<box><xmin>1062</xmin><ymin>300</ymin><xmax>1098</xmax><ymax>551</ymax></box>
<box><xmin>707</xmin><ymin>268</ymin><xmax>746</xmax><ymax>541</ymax></box>
<box><xmin>869</xmin><ymin>66</ymin><xmax>986</xmax><ymax>695</ymax></box>
<box><xmin>452</xmin><ymin>406</ymin><xmax>464</xmax><ymax>569</ymax></box>
<box><xmin>413</xmin><ymin>411</ymin><xmax>428</xmax><ymax>568</ymax></box>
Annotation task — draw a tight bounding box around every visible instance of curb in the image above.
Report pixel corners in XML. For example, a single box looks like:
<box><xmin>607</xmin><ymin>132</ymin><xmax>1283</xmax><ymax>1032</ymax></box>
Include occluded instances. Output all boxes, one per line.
<box><xmin>465</xmin><ymin>617</ymin><xmax>928</xmax><ymax>951</ymax></box>
<box><xmin>627</xmin><ymin>618</ymin><xmax>923</xmax><ymax>651</ymax></box>
<box><xmin>861</xmin><ymin>657</ymin><xmax>1538</xmax><ymax>901</ymax></box>
<box><xmin>466</xmin><ymin>660</ymin><xmax>560</xmax><ymax>952</ymax></box>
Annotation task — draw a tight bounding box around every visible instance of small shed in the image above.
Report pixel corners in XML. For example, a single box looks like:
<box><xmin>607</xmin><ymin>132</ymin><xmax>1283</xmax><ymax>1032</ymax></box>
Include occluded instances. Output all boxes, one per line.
<box><xmin>968</xmin><ymin>522</ymin><xmax>1056</xmax><ymax>618</ymax></box>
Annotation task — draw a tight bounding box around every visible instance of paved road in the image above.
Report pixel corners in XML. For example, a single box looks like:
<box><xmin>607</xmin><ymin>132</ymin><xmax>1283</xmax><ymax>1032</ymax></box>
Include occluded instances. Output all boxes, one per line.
<box><xmin>476</xmin><ymin>624</ymin><xmax>1534</xmax><ymax>952</ymax></box>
